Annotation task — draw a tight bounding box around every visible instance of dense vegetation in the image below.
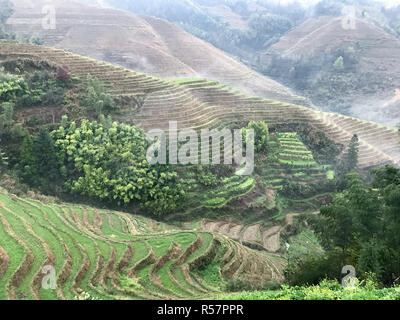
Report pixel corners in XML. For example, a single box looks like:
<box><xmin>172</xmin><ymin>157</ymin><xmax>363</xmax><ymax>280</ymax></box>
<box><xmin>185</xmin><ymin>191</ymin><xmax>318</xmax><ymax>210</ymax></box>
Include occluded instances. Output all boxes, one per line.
<box><xmin>285</xmin><ymin>166</ymin><xmax>400</xmax><ymax>287</ymax></box>
<box><xmin>224</xmin><ymin>278</ymin><xmax>400</xmax><ymax>300</ymax></box>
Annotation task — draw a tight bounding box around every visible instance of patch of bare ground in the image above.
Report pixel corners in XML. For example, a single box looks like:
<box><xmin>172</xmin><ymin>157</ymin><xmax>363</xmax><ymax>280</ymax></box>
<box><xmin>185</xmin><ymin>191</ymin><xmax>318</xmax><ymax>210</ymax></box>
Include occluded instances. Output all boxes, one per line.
<box><xmin>242</xmin><ymin>224</ymin><xmax>261</xmax><ymax>243</ymax></box>
<box><xmin>218</xmin><ymin>223</ymin><xmax>231</xmax><ymax>236</ymax></box>
<box><xmin>227</xmin><ymin>224</ymin><xmax>242</xmax><ymax>240</ymax></box>
<box><xmin>93</xmin><ymin>211</ymin><xmax>103</xmax><ymax>231</ymax></box>
<box><xmin>56</xmin><ymin>240</ymin><xmax>72</xmax><ymax>299</ymax></box>
<box><xmin>262</xmin><ymin>226</ymin><xmax>281</xmax><ymax>253</ymax></box>
<box><xmin>0</xmin><ymin>245</ymin><xmax>9</xmax><ymax>279</ymax></box>
<box><xmin>73</xmin><ymin>244</ymin><xmax>90</xmax><ymax>294</ymax></box>
<box><xmin>117</xmin><ymin>213</ymin><xmax>140</xmax><ymax>235</ymax></box>
<box><xmin>173</xmin><ymin>235</ymin><xmax>202</xmax><ymax>268</ymax></box>
<box><xmin>116</xmin><ymin>244</ymin><xmax>134</xmax><ymax>273</ymax></box>
<box><xmin>82</xmin><ymin>210</ymin><xmax>94</xmax><ymax>232</ymax></box>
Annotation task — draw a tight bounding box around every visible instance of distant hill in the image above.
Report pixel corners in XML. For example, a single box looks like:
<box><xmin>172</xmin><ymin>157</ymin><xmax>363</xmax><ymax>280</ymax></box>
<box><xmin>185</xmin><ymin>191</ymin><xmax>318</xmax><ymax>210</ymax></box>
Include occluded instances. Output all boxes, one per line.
<box><xmin>1</xmin><ymin>42</ymin><xmax>399</xmax><ymax>169</ymax></box>
<box><xmin>263</xmin><ymin>16</ymin><xmax>400</xmax><ymax>126</ymax></box>
<box><xmin>5</xmin><ymin>0</ymin><xmax>309</xmax><ymax>106</ymax></box>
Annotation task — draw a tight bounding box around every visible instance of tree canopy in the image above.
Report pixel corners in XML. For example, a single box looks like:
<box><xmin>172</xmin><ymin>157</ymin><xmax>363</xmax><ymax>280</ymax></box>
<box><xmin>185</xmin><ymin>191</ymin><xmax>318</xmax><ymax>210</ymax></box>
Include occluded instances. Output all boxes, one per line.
<box><xmin>51</xmin><ymin>118</ymin><xmax>186</xmax><ymax>216</ymax></box>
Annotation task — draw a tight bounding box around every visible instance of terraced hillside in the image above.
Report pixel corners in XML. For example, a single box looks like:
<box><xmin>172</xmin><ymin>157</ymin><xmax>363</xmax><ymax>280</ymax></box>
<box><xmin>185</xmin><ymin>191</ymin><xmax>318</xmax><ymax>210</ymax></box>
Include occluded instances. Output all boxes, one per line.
<box><xmin>264</xmin><ymin>15</ymin><xmax>400</xmax><ymax>125</ymax></box>
<box><xmin>0</xmin><ymin>191</ymin><xmax>285</xmax><ymax>300</ymax></box>
<box><xmin>197</xmin><ymin>134</ymin><xmax>332</xmax><ymax>254</ymax></box>
<box><xmin>5</xmin><ymin>0</ymin><xmax>307</xmax><ymax>105</ymax></box>
<box><xmin>259</xmin><ymin>132</ymin><xmax>335</xmax><ymax>190</ymax></box>
<box><xmin>0</xmin><ymin>42</ymin><xmax>399</xmax><ymax>169</ymax></box>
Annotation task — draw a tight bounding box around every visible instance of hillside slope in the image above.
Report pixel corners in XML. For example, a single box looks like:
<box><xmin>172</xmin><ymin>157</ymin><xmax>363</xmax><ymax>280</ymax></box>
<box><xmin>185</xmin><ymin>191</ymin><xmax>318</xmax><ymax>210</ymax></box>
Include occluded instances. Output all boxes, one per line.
<box><xmin>264</xmin><ymin>16</ymin><xmax>400</xmax><ymax>125</ymax></box>
<box><xmin>0</xmin><ymin>191</ymin><xmax>285</xmax><ymax>300</ymax></box>
<box><xmin>5</xmin><ymin>0</ymin><xmax>308</xmax><ymax>106</ymax></box>
<box><xmin>1</xmin><ymin>42</ymin><xmax>399</xmax><ymax>169</ymax></box>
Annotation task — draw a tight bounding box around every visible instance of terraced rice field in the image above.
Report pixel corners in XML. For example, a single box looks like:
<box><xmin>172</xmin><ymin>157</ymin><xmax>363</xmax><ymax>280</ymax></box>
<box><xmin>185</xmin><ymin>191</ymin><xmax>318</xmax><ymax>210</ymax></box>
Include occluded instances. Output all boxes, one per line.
<box><xmin>0</xmin><ymin>42</ymin><xmax>399</xmax><ymax>169</ymax></box>
<box><xmin>258</xmin><ymin>133</ymin><xmax>333</xmax><ymax>192</ymax></box>
<box><xmin>201</xmin><ymin>220</ymin><xmax>283</xmax><ymax>253</ymax></box>
<box><xmin>0</xmin><ymin>192</ymin><xmax>284</xmax><ymax>300</ymax></box>
<box><xmin>277</xmin><ymin>133</ymin><xmax>318</xmax><ymax>167</ymax></box>
<box><xmin>183</xmin><ymin>175</ymin><xmax>257</xmax><ymax>215</ymax></box>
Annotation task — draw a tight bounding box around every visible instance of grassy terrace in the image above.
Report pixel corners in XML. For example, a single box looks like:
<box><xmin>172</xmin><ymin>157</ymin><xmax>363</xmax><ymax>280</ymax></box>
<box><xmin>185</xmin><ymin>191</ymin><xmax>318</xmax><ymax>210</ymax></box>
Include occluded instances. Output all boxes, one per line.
<box><xmin>0</xmin><ymin>191</ymin><xmax>282</xmax><ymax>300</ymax></box>
<box><xmin>258</xmin><ymin>133</ymin><xmax>333</xmax><ymax>192</ymax></box>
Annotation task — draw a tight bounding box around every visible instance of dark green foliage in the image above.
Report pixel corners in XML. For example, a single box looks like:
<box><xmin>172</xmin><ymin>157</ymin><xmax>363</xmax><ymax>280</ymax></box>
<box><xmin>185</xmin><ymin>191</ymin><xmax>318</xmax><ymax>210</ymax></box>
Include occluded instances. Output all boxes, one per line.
<box><xmin>17</xmin><ymin>70</ymin><xmax>66</xmax><ymax>108</ymax></box>
<box><xmin>17</xmin><ymin>129</ymin><xmax>62</xmax><ymax>191</ymax></box>
<box><xmin>249</xmin><ymin>13</ymin><xmax>292</xmax><ymax>35</ymax></box>
<box><xmin>335</xmin><ymin>134</ymin><xmax>359</xmax><ymax>188</ymax></box>
<box><xmin>18</xmin><ymin>134</ymin><xmax>37</xmax><ymax>185</ymax></box>
<box><xmin>346</xmin><ymin>134</ymin><xmax>359</xmax><ymax>171</ymax></box>
<box><xmin>0</xmin><ymin>68</ymin><xmax>66</xmax><ymax>108</ymax></box>
<box><xmin>0</xmin><ymin>147</ymin><xmax>8</xmax><ymax>173</ymax></box>
<box><xmin>265</xmin><ymin>46</ymin><xmax>365</xmax><ymax>115</ymax></box>
<box><xmin>197</xmin><ymin>165</ymin><xmax>218</xmax><ymax>187</ymax></box>
<box><xmin>225</xmin><ymin>279</ymin><xmax>281</xmax><ymax>292</ymax></box>
<box><xmin>0</xmin><ymin>102</ymin><xmax>14</xmax><ymax>136</ymax></box>
<box><xmin>284</xmin><ymin>250</ymin><xmax>345</xmax><ymax>286</ymax></box>
<box><xmin>33</xmin><ymin>128</ymin><xmax>61</xmax><ymax>181</ymax></box>
<box><xmin>245</xmin><ymin>121</ymin><xmax>269</xmax><ymax>153</ymax></box>
<box><xmin>51</xmin><ymin>119</ymin><xmax>186</xmax><ymax>216</ymax></box>
<box><xmin>306</xmin><ymin>168</ymin><xmax>400</xmax><ymax>286</ymax></box>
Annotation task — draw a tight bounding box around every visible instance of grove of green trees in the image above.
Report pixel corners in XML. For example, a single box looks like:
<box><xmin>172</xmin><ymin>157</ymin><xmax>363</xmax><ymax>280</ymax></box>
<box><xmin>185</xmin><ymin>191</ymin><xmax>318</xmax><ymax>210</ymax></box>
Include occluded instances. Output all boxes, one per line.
<box><xmin>286</xmin><ymin>166</ymin><xmax>400</xmax><ymax>287</ymax></box>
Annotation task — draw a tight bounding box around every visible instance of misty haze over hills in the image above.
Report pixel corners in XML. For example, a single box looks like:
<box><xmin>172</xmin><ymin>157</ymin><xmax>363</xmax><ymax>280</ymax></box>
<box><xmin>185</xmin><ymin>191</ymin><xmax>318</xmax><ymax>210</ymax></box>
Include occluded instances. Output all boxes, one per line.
<box><xmin>80</xmin><ymin>0</ymin><xmax>400</xmax><ymax>125</ymax></box>
<box><xmin>0</xmin><ymin>0</ymin><xmax>400</xmax><ymax>303</ymax></box>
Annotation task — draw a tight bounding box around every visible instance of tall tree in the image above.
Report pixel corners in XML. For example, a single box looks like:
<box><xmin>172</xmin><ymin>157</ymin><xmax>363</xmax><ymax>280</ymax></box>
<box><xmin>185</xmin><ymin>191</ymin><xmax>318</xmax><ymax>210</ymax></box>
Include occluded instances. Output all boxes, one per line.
<box><xmin>33</xmin><ymin>128</ymin><xmax>60</xmax><ymax>182</ymax></box>
<box><xmin>0</xmin><ymin>102</ymin><xmax>14</xmax><ymax>137</ymax></box>
<box><xmin>0</xmin><ymin>146</ymin><xmax>8</xmax><ymax>173</ymax></box>
<box><xmin>347</xmin><ymin>134</ymin><xmax>359</xmax><ymax>171</ymax></box>
<box><xmin>19</xmin><ymin>134</ymin><xmax>37</xmax><ymax>184</ymax></box>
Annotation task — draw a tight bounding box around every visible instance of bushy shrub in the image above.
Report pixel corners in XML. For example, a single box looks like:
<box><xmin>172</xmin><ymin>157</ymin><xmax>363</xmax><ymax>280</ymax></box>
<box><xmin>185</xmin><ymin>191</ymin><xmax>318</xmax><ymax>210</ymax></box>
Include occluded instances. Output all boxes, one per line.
<box><xmin>243</xmin><ymin>120</ymin><xmax>269</xmax><ymax>153</ymax></box>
